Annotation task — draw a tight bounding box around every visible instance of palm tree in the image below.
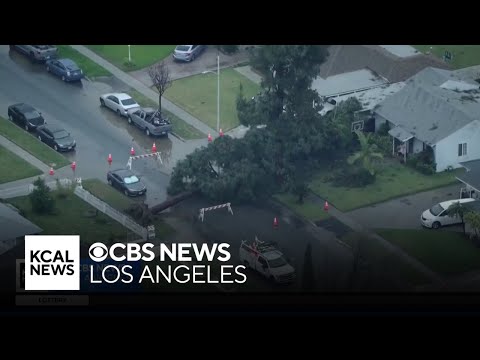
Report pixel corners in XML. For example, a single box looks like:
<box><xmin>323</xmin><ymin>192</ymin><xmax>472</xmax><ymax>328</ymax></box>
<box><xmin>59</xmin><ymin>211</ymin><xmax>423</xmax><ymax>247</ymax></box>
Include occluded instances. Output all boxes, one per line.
<box><xmin>347</xmin><ymin>131</ymin><xmax>384</xmax><ymax>175</ymax></box>
<box><xmin>448</xmin><ymin>202</ymin><xmax>469</xmax><ymax>236</ymax></box>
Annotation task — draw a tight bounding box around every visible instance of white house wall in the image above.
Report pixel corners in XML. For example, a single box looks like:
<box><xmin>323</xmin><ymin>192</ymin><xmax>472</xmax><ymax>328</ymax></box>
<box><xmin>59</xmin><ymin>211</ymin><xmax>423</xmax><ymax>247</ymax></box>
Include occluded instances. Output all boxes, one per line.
<box><xmin>435</xmin><ymin>120</ymin><xmax>480</xmax><ymax>172</ymax></box>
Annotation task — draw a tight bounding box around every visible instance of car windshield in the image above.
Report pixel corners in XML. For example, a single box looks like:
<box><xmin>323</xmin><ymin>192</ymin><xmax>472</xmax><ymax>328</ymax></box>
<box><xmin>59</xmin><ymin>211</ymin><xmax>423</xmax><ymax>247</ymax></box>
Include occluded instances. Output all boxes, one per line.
<box><xmin>123</xmin><ymin>175</ymin><xmax>139</xmax><ymax>184</ymax></box>
<box><xmin>25</xmin><ymin>112</ymin><xmax>44</xmax><ymax>125</ymax></box>
<box><xmin>268</xmin><ymin>256</ymin><xmax>288</xmax><ymax>268</ymax></box>
<box><xmin>121</xmin><ymin>98</ymin><xmax>137</xmax><ymax>106</ymax></box>
<box><xmin>429</xmin><ymin>204</ymin><xmax>445</xmax><ymax>216</ymax></box>
<box><xmin>53</xmin><ymin>130</ymin><xmax>69</xmax><ymax>139</ymax></box>
<box><xmin>176</xmin><ymin>45</ymin><xmax>190</xmax><ymax>52</ymax></box>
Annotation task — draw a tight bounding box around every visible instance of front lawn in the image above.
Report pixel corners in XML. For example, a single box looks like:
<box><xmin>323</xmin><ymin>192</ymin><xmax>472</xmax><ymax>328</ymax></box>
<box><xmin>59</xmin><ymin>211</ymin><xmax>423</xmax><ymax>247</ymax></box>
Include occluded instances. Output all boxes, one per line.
<box><xmin>342</xmin><ymin>232</ymin><xmax>432</xmax><ymax>286</ymax></box>
<box><xmin>57</xmin><ymin>45</ymin><xmax>111</xmax><ymax>79</ymax></box>
<box><xmin>378</xmin><ymin>229</ymin><xmax>480</xmax><ymax>276</ymax></box>
<box><xmin>164</xmin><ymin>68</ymin><xmax>261</xmax><ymax>131</ymax></box>
<box><xmin>82</xmin><ymin>179</ymin><xmax>174</xmax><ymax>240</ymax></box>
<box><xmin>86</xmin><ymin>45</ymin><xmax>175</xmax><ymax>72</ymax></box>
<box><xmin>274</xmin><ymin>193</ymin><xmax>330</xmax><ymax>222</ymax></box>
<box><xmin>0</xmin><ymin>145</ymin><xmax>41</xmax><ymax>184</ymax></box>
<box><xmin>0</xmin><ymin>117</ymin><xmax>69</xmax><ymax>169</ymax></box>
<box><xmin>309</xmin><ymin>161</ymin><xmax>462</xmax><ymax>212</ymax></box>
<box><xmin>8</xmin><ymin>190</ymin><xmax>129</xmax><ymax>244</ymax></box>
<box><xmin>128</xmin><ymin>89</ymin><xmax>205</xmax><ymax>140</ymax></box>
<box><xmin>412</xmin><ymin>45</ymin><xmax>480</xmax><ymax>70</ymax></box>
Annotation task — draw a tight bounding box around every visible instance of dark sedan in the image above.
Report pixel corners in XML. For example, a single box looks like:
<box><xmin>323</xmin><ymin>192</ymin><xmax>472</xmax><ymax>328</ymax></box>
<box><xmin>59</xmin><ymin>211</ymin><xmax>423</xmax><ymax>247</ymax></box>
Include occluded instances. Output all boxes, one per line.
<box><xmin>46</xmin><ymin>58</ymin><xmax>84</xmax><ymax>82</ymax></box>
<box><xmin>7</xmin><ymin>103</ymin><xmax>46</xmax><ymax>131</ymax></box>
<box><xmin>36</xmin><ymin>124</ymin><xmax>76</xmax><ymax>152</ymax></box>
<box><xmin>107</xmin><ymin>169</ymin><xmax>147</xmax><ymax>197</ymax></box>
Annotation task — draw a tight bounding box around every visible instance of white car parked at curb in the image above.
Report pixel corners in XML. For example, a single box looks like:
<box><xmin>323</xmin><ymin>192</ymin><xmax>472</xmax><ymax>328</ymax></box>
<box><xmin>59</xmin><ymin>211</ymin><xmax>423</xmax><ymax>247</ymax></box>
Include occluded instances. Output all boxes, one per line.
<box><xmin>100</xmin><ymin>93</ymin><xmax>140</xmax><ymax>117</ymax></box>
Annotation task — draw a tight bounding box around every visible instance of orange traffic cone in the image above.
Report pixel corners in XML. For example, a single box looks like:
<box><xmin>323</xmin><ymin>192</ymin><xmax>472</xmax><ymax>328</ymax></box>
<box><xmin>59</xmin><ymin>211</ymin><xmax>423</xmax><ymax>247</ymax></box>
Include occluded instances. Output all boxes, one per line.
<box><xmin>130</xmin><ymin>147</ymin><xmax>135</xmax><ymax>156</ymax></box>
<box><xmin>219</xmin><ymin>129</ymin><xmax>224</xmax><ymax>137</ymax></box>
<box><xmin>49</xmin><ymin>167</ymin><xmax>54</xmax><ymax>176</ymax></box>
<box><xmin>324</xmin><ymin>200</ymin><xmax>329</xmax><ymax>211</ymax></box>
<box><xmin>208</xmin><ymin>133</ymin><xmax>212</xmax><ymax>142</ymax></box>
<box><xmin>273</xmin><ymin>217</ymin><xmax>278</xmax><ymax>227</ymax></box>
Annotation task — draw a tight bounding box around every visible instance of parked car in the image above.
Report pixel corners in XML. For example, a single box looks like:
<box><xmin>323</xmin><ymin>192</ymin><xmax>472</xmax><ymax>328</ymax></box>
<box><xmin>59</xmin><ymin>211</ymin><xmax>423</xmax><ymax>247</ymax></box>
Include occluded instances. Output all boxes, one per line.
<box><xmin>127</xmin><ymin>107</ymin><xmax>172</xmax><ymax>137</ymax></box>
<box><xmin>36</xmin><ymin>124</ymin><xmax>76</xmax><ymax>152</ymax></box>
<box><xmin>9</xmin><ymin>45</ymin><xmax>58</xmax><ymax>62</ymax></box>
<box><xmin>173</xmin><ymin>45</ymin><xmax>206</xmax><ymax>62</ymax></box>
<box><xmin>7</xmin><ymin>103</ymin><xmax>46</xmax><ymax>131</ymax></box>
<box><xmin>100</xmin><ymin>93</ymin><xmax>140</xmax><ymax>117</ymax></box>
<box><xmin>107</xmin><ymin>169</ymin><xmax>147</xmax><ymax>197</ymax></box>
<box><xmin>420</xmin><ymin>198</ymin><xmax>477</xmax><ymax>229</ymax></box>
<box><xmin>46</xmin><ymin>58</ymin><xmax>84</xmax><ymax>82</ymax></box>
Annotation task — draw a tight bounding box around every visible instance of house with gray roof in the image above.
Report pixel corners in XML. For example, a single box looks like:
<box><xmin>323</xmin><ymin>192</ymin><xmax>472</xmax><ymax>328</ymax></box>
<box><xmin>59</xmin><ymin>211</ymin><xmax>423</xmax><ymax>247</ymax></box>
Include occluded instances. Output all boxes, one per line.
<box><xmin>374</xmin><ymin>67</ymin><xmax>480</xmax><ymax>172</ymax></box>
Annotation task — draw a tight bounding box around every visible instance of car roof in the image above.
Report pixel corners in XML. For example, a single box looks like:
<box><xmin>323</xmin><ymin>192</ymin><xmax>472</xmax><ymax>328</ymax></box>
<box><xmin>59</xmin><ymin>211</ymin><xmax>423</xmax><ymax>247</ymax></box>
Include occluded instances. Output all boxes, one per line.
<box><xmin>111</xmin><ymin>168</ymin><xmax>135</xmax><ymax>177</ymax></box>
<box><xmin>13</xmin><ymin>103</ymin><xmax>36</xmax><ymax>113</ymax></box>
<box><xmin>262</xmin><ymin>250</ymin><xmax>283</xmax><ymax>260</ymax></box>
<box><xmin>106</xmin><ymin>93</ymin><xmax>133</xmax><ymax>100</ymax></box>
<box><xmin>58</xmin><ymin>58</ymin><xmax>77</xmax><ymax>67</ymax></box>
<box><xmin>439</xmin><ymin>198</ymin><xmax>476</xmax><ymax>208</ymax></box>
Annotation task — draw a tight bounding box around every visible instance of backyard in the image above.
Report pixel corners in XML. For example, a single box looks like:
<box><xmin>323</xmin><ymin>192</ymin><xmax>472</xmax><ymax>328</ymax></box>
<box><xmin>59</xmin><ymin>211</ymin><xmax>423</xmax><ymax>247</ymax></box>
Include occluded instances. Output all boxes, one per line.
<box><xmin>412</xmin><ymin>45</ymin><xmax>480</xmax><ymax>70</ymax></box>
<box><xmin>0</xmin><ymin>117</ymin><xmax>69</xmax><ymax>169</ymax></box>
<box><xmin>128</xmin><ymin>89</ymin><xmax>205</xmax><ymax>140</ymax></box>
<box><xmin>309</xmin><ymin>160</ymin><xmax>462</xmax><ymax>212</ymax></box>
<box><xmin>87</xmin><ymin>45</ymin><xmax>175</xmax><ymax>72</ymax></box>
<box><xmin>57</xmin><ymin>45</ymin><xmax>111</xmax><ymax>79</ymax></box>
<box><xmin>8</xmin><ymin>189</ymin><xmax>130</xmax><ymax>244</ymax></box>
<box><xmin>378</xmin><ymin>229</ymin><xmax>480</xmax><ymax>275</ymax></box>
<box><xmin>164</xmin><ymin>68</ymin><xmax>261</xmax><ymax>131</ymax></box>
<box><xmin>0</xmin><ymin>145</ymin><xmax>41</xmax><ymax>184</ymax></box>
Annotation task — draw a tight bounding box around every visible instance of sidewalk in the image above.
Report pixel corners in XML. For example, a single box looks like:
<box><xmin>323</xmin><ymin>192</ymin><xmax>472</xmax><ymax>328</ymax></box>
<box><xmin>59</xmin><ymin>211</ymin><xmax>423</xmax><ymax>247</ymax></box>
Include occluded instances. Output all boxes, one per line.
<box><xmin>70</xmin><ymin>45</ymin><xmax>216</xmax><ymax>137</ymax></box>
<box><xmin>0</xmin><ymin>135</ymin><xmax>51</xmax><ymax>173</ymax></box>
<box><xmin>309</xmin><ymin>192</ymin><xmax>445</xmax><ymax>286</ymax></box>
<box><xmin>0</xmin><ymin>177</ymin><xmax>79</xmax><ymax>199</ymax></box>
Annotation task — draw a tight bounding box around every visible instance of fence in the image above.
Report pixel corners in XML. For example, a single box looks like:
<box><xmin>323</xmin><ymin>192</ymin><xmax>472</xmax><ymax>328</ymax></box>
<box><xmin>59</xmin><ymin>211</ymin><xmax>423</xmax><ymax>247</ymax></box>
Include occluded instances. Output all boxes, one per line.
<box><xmin>74</xmin><ymin>186</ymin><xmax>148</xmax><ymax>240</ymax></box>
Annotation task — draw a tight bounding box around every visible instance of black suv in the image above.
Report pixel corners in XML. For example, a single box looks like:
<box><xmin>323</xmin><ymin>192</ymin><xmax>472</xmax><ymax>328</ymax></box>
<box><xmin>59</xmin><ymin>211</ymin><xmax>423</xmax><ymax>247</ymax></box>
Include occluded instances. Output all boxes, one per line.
<box><xmin>36</xmin><ymin>124</ymin><xmax>76</xmax><ymax>152</ymax></box>
<box><xmin>7</xmin><ymin>103</ymin><xmax>46</xmax><ymax>132</ymax></box>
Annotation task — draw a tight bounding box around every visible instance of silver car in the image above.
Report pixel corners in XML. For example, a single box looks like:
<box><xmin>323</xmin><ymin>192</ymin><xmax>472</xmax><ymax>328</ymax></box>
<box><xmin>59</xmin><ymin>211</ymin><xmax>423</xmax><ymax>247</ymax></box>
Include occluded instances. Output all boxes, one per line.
<box><xmin>173</xmin><ymin>45</ymin><xmax>206</xmax><ymax>62</ymax></box>
<box><xmin>127</xmin><ymin>107</ymin><xmax>173</xmax><ymax>137</ymax></box>
<box><xmin>100</xmin><ymin>93</ymin><xmax>140</xmax><ymax>117</ymax></box>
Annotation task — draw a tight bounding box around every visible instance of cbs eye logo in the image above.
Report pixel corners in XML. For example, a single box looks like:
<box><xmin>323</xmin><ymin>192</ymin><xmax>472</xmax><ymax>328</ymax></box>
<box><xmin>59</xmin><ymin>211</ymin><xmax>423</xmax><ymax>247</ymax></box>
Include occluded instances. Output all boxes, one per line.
<box><xmin>89</xmin><ymin>243</ymin><xmax>108</xmax><ymax>262</ymax></box>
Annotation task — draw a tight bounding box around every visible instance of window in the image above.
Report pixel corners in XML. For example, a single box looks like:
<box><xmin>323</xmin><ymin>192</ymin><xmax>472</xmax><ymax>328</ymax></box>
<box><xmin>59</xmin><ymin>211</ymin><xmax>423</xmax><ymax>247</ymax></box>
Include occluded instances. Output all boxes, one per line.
<box><xmin>458</xmin><ymin>143</ymin><xmax>467</xmax><ymax>156</ymax></box>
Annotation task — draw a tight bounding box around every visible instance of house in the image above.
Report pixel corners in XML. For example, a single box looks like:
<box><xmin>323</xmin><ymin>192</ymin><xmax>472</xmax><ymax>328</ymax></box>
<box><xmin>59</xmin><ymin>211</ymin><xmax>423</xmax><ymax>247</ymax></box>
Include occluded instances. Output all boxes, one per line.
<box><xmin>0</xmin><ymin>202</ymin><xmax>42</xmax><ymax>256</ymax></box>
<box><xmin>374</xmin><ymin>67</ymin><xmax>480</xmax><ymax>172</ymax></box>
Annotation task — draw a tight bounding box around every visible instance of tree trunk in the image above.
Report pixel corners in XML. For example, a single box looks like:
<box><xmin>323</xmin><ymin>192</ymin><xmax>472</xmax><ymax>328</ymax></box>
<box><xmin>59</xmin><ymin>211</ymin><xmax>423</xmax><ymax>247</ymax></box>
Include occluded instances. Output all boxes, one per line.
<box><xmin>158</xmin><ymin>94</ymin><xmax>162</xmax><ymax>113</ymax></box>
<box><xmin>462</xmin><ymin>220</ymin><xmax>466</xmax><ymax>236</ymax></box>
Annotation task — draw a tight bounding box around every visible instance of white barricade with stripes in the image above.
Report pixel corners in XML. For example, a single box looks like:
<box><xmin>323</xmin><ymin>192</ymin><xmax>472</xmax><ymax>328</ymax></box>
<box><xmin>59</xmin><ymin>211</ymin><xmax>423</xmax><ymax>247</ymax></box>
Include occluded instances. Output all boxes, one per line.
<box><xmin>198</xmin><ymin>202</ymin><xmax>233</xmax><ymax>222</ymax></box>
<box><xmin>126</xmin><ymin>152</ymin><xmax>162</xmax><ymax>170</ymax></box>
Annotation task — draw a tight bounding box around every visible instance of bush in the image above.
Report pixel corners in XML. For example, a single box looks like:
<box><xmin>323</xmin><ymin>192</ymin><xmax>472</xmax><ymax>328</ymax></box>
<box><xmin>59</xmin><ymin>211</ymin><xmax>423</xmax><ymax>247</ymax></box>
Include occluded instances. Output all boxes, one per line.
<box><xmin>406</xmin><ymin>149</ymin><xmax>436</xmax><ymax>175</ymax></box>
<box><xmin>369</xmin><ymin>133</ymin><xmax>391</xmax><ymax>157</ymax></box>
<box><xmin>332</xmin><ymin>166</ymin><xmax>376</xmax><ymax>187</ymax></box>
<box><xmin>56</xmin><ymin>179</ymin><xmax>74</xmax><ymax>199</ymax></box>
<box><xmin>216</xmin><ymin>45</ymin><xmax>239</xmax><ymax>54</ymax></box>
<box><xmin>29</xmin><ymin>177</ymin><xmax>55</xmax><ymax>214</ymax></box>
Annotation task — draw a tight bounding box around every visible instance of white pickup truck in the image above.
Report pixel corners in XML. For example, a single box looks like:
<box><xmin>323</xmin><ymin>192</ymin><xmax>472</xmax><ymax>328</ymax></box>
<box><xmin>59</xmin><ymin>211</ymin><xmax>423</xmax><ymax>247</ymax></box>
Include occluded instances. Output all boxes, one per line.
<box><xmin>239</xmin><ymin>238</ymin><xmax>296</xmax><ymax>284</ymax></box>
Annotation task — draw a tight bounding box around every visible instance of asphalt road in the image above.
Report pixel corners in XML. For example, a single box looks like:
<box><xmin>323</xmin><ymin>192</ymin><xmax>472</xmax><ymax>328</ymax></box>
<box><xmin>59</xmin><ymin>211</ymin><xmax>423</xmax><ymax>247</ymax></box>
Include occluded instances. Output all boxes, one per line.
<box><xmin>0</xmin><ymin>46</ymin><xmax>199</xmax><ymax>205</ymax></box>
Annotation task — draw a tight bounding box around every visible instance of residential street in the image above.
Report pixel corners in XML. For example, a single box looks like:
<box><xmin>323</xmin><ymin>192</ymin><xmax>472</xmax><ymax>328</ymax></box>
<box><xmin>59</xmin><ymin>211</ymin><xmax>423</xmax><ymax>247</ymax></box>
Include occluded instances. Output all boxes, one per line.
<box><xmin>0</xmin><ymin>45</ymin><xmax>202</xmax><ymax>205</ymax></box>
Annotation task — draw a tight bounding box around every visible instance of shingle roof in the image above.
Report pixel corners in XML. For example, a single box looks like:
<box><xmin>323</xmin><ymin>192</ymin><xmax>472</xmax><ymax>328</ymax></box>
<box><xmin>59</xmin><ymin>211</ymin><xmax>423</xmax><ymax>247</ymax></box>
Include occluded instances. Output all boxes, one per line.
<box><xmin>375</xmin><ymin>67</ymin><xmax>480</xmax><ymax>145</ymax></box>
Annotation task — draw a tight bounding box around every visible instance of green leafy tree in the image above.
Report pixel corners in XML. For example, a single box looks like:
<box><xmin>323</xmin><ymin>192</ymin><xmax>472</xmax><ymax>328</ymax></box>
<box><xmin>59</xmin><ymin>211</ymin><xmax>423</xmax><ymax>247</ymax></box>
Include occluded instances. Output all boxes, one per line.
<box><xmin>302</xmin><ymin>243</ymin><xmax>315</xmax><ymax>291</ymax></box>
<box><xmin>448</xmin><ymin>202</ymin><xmax>469</xmax><ymax>236</ymax></box>
<box><xmin>29</xmin><ymin>177</ymin><xmax>55</xmax><ymax>214</ymax></box>
<box><xmin>465</xmin><ymin>211</ymin><xmax>480</xmax><ymax>240</ymax></box>
<box><xmin>348</xmin><ymin>131</ymin><xmax>384</xmax><ymax>175</ymax></box>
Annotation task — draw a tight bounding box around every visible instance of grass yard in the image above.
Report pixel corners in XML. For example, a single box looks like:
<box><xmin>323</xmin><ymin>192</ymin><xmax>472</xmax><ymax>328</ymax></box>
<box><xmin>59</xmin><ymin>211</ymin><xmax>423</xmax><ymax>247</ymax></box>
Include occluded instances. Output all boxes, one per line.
<box><xmin>378</xmin><ymin>229</ymin><xmax>480</xmax><ymax>276</ymax></box>
<box><xmin>128</xmin><ymin>89</ymin><xmax>205</xmax><ymax>140</ymax></box>
<box><xmin>412</xmin><ymin>45</ymin><xmax>480</xmax><ymax>70</ymax></box>
<box><xmin>274</xmin><ymin>193</ymin><xmax>330</xmax><ymax>222</ymax></box>
<box><xmin>0</xmin><ymin>145</ymin><xmax>41</xmax><ymax>184</ymax></box>
<box><xmin>342</xmin><ymin>232</ymin><xmax>431</xmax><ymax>286</ymax></box>
<box><xmin>8</xmin><ymin>191</ymin><xmax>130</xmax><ymax>244</ymax></box>
<box><xmin>57</xmin><ymin>45</ymin><xmax>111</xmax><ymax>79</ymax></box>
<box><xmin>86</xmin><ymin>45</ymin><xmax>175</xmax><ymax>72</ymax></box>
<box><xmin>0</xmin><ymin>117</ymin><xmax>69</xmax><ymax>169</ymax></box>
<box><xmin>164</xmin><ymin>68</ymin><xmax>261</xmax><ymax>131</ymax></box>
<box><xmin>309</xmin><ymin>161</ymin><xmax>462</xmax><ymax>212</ymax></box>
<box><xmin>82</xmin><ymin>179</ymin><xmax>174</xmax><ymax>240</ymax></box>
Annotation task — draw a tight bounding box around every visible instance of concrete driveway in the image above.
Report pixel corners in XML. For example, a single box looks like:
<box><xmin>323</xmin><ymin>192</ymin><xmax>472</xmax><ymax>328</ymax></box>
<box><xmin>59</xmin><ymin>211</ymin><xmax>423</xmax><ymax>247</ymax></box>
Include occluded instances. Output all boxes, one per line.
<box><xmin>346</xmin><ymin>183</ymin><xmax>464</xmax><ymax>230</ymax></box>
<box><xmin>129</xmin><ymin>46</ymin><xmax>252</xmax><ymax>87</ymax></box>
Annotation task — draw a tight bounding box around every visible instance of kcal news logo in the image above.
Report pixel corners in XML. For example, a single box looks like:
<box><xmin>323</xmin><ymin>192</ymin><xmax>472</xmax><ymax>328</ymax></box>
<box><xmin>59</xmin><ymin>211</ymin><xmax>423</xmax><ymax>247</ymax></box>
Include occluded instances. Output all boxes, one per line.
<box><xmin>25</xmin><ymin>235</ymin><xmax>80</xmax><ymax>291</ymax></box>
